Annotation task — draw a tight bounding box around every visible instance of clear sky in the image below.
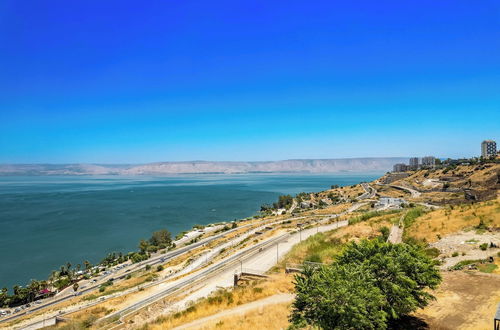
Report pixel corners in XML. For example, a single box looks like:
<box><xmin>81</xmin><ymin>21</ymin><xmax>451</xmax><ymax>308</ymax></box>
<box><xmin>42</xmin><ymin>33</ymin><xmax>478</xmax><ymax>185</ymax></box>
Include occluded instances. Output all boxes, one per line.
<box><xmin>0</xmin><ymin>0</ymin><xmax>499</xmax><ymax>163</ymax></box>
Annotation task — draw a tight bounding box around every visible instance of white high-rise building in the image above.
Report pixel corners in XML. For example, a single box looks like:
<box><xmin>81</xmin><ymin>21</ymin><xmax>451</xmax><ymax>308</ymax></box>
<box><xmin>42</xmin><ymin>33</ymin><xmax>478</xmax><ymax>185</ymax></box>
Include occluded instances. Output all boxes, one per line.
<box><xmin>409</xmin><ymin>157</ymin><xmax>419</xmax><ymax>169</ymax></box>
<box><xmin>481</xmin><ymin>140</ymin><xmax>497</xmax><ymax>158</ymax></box>
<box><xmin>421</xmin><ymin>156</ymin><xmax>436</xmax><ymax>167</ymax></box>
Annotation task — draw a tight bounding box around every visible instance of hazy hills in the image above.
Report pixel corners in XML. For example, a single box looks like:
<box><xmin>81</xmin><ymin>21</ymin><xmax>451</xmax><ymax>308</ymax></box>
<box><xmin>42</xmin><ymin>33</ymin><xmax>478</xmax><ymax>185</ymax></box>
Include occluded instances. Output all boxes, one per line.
<box><xmin>0</xmin><ymin>158</ymin><xmax>408</xmax><ymax>176</ymax></box>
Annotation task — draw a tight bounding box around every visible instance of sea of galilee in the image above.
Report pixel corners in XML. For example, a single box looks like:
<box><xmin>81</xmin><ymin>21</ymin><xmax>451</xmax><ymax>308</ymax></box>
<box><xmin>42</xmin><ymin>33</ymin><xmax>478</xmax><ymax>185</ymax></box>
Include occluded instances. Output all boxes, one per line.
<box><xmin>0</xmin><ymin>173</ymin><xmax>380</xmax><ymax>290</ymax></box>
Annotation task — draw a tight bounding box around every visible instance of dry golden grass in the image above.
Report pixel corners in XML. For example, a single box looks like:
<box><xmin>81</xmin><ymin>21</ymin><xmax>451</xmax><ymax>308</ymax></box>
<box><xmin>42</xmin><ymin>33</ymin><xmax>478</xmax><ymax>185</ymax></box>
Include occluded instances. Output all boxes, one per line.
<box><xmin>376</xmin><ymin>185</ymin><xmax>409</xmax><ymax>198</ymax></box>
<box><xmin>274</xmin><ymin>214</ymin><xmax>396</xmax><ymax>269</ymax></box>
<box><xmin>145</xmin><ymin>274</ymin><xmax>294</xmax><ymax>330</ymax></box>
<box><xmin>190</xmin><ymin>301</ymin><xmax>292</xmax><ymax>330</ymax></box>
<box><xmin>415</xmin><ymin>272</ymin><xmax>500</xmax><ymax>330</ymax></box>
<box><xmin>405</xmin><ymin>198</ymin><xmax>500</xmax><ymax>243</ymax></box>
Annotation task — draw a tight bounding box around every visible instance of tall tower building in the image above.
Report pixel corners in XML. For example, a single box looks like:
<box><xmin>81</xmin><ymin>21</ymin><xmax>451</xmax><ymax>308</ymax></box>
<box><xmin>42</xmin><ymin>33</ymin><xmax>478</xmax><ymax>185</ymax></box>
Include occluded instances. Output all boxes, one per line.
<box><xmin>481</xmin><ymin>140</ymin><xmax>497</xmax><ymax>158</ymax></box>
<box><xmin>409</xmin><ymin>157</ymin><xmax>419</xmax><ymax>170</ymax></box>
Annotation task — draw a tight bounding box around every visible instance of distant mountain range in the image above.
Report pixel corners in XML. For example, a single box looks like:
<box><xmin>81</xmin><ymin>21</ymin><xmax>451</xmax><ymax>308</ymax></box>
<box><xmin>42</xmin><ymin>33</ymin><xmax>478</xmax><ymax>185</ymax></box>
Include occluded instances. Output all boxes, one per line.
<box><xmin>0</xmin><ymin>158</ymin><xmax>409</xmax><ymax>176</ymax></box>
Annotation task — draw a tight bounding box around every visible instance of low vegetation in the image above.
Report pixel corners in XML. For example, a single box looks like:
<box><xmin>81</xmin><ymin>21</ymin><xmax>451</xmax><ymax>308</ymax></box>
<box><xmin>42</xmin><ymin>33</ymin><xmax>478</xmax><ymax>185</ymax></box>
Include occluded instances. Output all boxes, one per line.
<box><xmin>143</xmin><ymin>274</ymin><xmax>294</xmax><ymax>330</ymax></box>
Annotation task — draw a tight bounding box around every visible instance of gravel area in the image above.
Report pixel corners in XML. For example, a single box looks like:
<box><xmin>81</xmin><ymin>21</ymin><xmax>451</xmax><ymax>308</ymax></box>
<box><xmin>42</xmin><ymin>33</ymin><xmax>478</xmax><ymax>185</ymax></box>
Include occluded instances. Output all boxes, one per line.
<box><xmin>430</xmin><ymin>230</ymin><xmax>500</xmax><ymax>269</ymax></box>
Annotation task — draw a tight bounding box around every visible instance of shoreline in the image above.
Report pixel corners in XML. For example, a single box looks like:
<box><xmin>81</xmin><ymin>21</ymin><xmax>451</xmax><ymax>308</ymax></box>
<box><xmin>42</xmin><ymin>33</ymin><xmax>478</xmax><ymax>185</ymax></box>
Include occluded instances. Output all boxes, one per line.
<box><xmin>0</xmin><ymin>173</ymin><xmax>381</xmax><ymax>292</ymax></box>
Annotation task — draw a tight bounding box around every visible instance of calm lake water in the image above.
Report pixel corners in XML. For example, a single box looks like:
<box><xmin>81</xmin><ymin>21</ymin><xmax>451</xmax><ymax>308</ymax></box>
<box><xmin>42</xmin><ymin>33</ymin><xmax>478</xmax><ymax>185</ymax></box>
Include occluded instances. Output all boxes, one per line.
<box><xmin>0</xmin><ymin>173</ymin><xmax>380</xmax><ymax>290</ymax></box>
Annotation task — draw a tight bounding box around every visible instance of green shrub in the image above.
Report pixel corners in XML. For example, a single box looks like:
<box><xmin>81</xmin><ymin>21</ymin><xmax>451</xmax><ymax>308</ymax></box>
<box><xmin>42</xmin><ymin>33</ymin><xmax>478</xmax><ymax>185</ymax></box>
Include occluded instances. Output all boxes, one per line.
<box><xmin>291</xmin><ymin>239</ymin><xmax>441</xmax><ymax>329</ymax></box>
<box><xmin>305</xmin><ymin>254</ymin><xmax>322</xmax><ymax>263</ymax></box>
<box><xmin>349</xmin><ymin>209</ymin><xmax>401</xmax><ymax>225</ymax></box>
<box><xmin>451</xmin><ymin>252</ymin><xmax>459</xmax><ymax>257</ymax></box>
<box><xmin>253</xmin><ymin>287</ymin><xmax>263</xmax><ymax>294</ymax></box>
<box><xmin>479</xmin><ymin>243</ymin><xmax>488</xmax><ymax>251</ymax></box>
<box><xmin>424</xmin><ymin>248</ymin><xmax>440</xmax><ymax>258</ymax></box>
<box><xmin>450</xmin><ymin>259</ymin><xmax>485</xmax><ymax>270</ymax></box>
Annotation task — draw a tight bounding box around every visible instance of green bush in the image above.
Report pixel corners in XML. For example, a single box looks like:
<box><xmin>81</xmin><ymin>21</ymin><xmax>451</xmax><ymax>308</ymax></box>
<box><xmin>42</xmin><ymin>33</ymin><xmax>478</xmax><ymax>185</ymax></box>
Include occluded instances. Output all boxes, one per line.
<box><xmin>305</xmin><ymin>254</ymin><xmax>322</xmax><ymax>263</ymax></box>
<box><xmin>450</xmin><ymin>259</ymin><xmax>485</xmax><ymax>270</ymax></box>
<box><xmin>424</xmin><ymin>247</ymin><xmax>440</xmax><ymax>258</ymax></box>
<box><xmin>349</xmin><ymin>209</ymin><xmax>401</xmax><ymax>225</ymax></box>
<box><xmin>291</xmin><ymin>239</ymin><xmax>441</xmax><ymax>329</ymax></box>
<box><xmin>253</xmin><ymin>287</ymin><xmax>263</xmax><ymax>293</ymax></box>
<box><xmin>479</xmin><ymin>243</ymin><xmax>488</xmax><ymax>251</ymax></box>
<box><xmin>452</xmin><ymin>252</ymin><xmax>459</xmax><ymax>257</ymax></box>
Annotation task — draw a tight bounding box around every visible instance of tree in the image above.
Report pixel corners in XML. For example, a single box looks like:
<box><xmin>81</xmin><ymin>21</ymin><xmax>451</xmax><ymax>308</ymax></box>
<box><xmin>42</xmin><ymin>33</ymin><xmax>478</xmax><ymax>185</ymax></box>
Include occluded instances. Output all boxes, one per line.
<box><xmin>149</xmin><ymin>229</ymin><xmax>172</xmax><ymax>247</ymax></box>
<box><xmin>139</xmin><ymin>239</ymin><xmax>150</xmax><ymax>253</ymax></box>
<box><xmin>290</xmin><ymin>239</ymin><xmax>441</xmax><ymax>329</ymax></box>
<box><xmin>73</xmin><ymin>282</ymin><xmax>79</xmax><ymax>292</ymax></box>
<box><xmin>291</xmin><ymin>264</ymin><xmax>387</xmax><ymax>329</ymax></box>
<box><xmin>83</xmin><ymin>260</ymin><xmax>92</xmax><ymax>271</ymax></box>
<box><xmin>336</xmin><ymin>240</ymin><xmax>441</xmax><ymax>319</ymax></box>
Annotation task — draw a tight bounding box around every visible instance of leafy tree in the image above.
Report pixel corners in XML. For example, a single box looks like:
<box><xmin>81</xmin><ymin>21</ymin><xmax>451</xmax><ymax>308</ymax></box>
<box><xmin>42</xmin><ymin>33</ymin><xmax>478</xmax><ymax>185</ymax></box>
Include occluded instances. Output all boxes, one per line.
<box><xmin>378</xmin><ymin>226</ymin><xmax>390</xmax><ymax>242</ymax></box>
<box><xmin>336</xmin><ymin>240</ymin><xmax>441</xmax><ymax>319</ymax></box>
<box><xmin>83</xmin><ymin>260</ymin><xmax>92</xmax><ymax>271</ymax></box>
<box><xmin>273</xmin><ymin>194</ymin><xmax>294</xmax><ymax>209</ymax></box>
<box><xmin>149</xmin><ymin>229</ymin><xmax>172</xmax><ymax>246</ymax></box>
<box><xmin>260</xmin><ymin>203</ymin><xmax>272</xmax><ymax>212</ymax></box>
<box><xmin>139</xmin><ymin>239</ymin><xmax>150</xmax><ymax>253</ymax></box>
<box><xmin>73</xmin><ymin>282</ymin><xmax>79</xmax><ymax>292</ymax></box>
<box><xmin>291</xmin><ymin>264</ymin><xmax>387</xmax><ymax>329</ymax></box>
<box><xmin>290</xmin><ymin>239</ymin><xmax>441</xmax><ymax>329</ymax></box>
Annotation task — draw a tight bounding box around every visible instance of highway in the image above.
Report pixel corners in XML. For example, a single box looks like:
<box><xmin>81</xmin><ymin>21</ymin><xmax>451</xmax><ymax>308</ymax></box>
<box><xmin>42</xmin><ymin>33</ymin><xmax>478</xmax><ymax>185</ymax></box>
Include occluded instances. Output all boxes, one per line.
<box><xmin>6</xmin><ymin>198</ymin><xmax>370</xmax><ymax>329</ymax></box>
<box><xmin>389</xmin><ymin>184</ymin><xmax>422</xmax><ymax>198</ymax></box>
<box><xmin>100</xmin><ymin>232</ymin><xmax>293</xmax><ymax>326</ymax></box>
<box><xmin>0</xmin><ymin>222</ymin><xmax>254</xmax><ymax>326</ymax></box>
<box><xmin>5</xmin><ymin>215</ymin><xmax>310</xmax><ymax>329</ymax></box>
<box><xmin>360</xmin><ymin>183</ymin><xmax>376</xmax><ymax>199</ymax></box>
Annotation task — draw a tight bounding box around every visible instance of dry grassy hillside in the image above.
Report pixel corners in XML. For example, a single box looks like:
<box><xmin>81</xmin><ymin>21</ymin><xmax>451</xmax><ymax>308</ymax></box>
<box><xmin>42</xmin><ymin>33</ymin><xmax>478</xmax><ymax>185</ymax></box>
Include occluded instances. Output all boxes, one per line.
<box><xmin>377</xmin><ymin>163</ymin><xmax>499</xmax><ymax>205</ymax></box>
<box><xmin>149</xmin><ymin>196</ymin><xmax>499</xmax><ymax>330</ymax></box>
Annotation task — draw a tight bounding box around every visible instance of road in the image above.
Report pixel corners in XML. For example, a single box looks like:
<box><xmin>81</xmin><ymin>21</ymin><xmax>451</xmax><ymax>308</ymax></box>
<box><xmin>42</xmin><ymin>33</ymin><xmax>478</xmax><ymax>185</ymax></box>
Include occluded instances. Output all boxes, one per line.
<box><xmin>8</xmin><ymin>216</ymin><xmax>310</xmax><ymax>329</ymax></box>
<box><xmin>387</xmin><ymin>224</ymin><xmax>404</xmax><ymax>244</ymax></box>
<box><xmin>387</xmin><ymin>213</ymin><xmax>405</xmax><ymax>244</ymax></box>
<box><xmin>360</xmin><ymin>183</ymin><xmax>376</xmax><ymax>199</ymax></box>
<box><xmin>1</xmin><ymin>222</ymin><xmax>255</xmax><ymax>326</ymax></box>
<box><xmin>173</xmin><ymin>293</ymin><xmax>295</xmax><ymax>330</ymax></box>
<box><xmin>99</xmin><ymin>232</ymin><xmax>294</xmax><ymax>326</ymax></box>
<box><xmin>9</xmin><ymin>202</ymin><xmax>364</xmax><ymax>329</ymax></box>
<box><xmin>100</xmin><ymin>218</ymin><xmax>351</xmax><ymax>328</ymax></box>
<box><xmin>390</xmin><ymin>184</ymin><xmax>421</xmax><ymax>198</ymax></box>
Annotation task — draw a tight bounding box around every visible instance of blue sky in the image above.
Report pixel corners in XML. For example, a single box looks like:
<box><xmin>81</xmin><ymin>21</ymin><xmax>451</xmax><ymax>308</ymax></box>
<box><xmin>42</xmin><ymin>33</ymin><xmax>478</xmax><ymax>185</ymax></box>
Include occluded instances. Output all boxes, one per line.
<box><xmin>0</xmin><ymin>0</ymin><xmax>499</xmax><ymax>163</ymax></box>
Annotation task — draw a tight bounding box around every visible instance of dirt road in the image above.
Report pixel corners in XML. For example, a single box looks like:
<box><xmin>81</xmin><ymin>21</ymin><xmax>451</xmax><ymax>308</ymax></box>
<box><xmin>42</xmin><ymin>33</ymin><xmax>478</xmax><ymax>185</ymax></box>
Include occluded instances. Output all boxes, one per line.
<box><xmin>173</xmin><ymin>293</ymin><xmax>295</xmax><ymax>330</ymax></box>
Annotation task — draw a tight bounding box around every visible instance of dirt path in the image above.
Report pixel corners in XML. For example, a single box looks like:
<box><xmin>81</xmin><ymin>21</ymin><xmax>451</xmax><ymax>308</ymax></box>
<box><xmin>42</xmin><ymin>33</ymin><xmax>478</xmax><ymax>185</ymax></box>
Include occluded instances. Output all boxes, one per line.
<box><xmin>173</xmin><ymin>293</ymin><xmax>295</xmax><ymax>330</ymax></box>
<box><xmin>387</xmin><ymin>224</ymin><xmax>403</xmax><ymax>244</ymax></box>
